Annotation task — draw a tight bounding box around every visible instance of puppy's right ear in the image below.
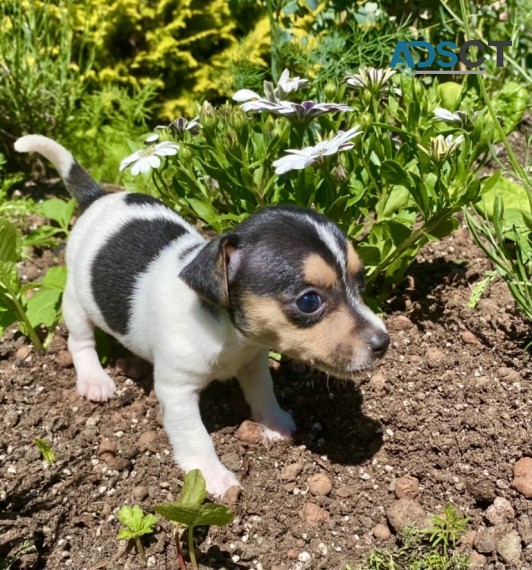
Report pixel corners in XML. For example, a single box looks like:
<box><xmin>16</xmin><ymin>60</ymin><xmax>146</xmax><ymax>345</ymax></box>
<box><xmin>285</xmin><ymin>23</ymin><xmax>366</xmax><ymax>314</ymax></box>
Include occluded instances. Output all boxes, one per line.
<box><xmin>179</xmin><ymin>234</ymin><xmax>240</xmax><ymax>308</ymax></box>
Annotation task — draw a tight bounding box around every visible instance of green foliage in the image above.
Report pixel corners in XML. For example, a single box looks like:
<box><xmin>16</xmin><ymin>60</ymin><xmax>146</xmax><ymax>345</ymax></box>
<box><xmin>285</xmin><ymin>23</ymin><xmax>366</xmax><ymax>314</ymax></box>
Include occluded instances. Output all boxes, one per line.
<box><xmin>123</xmin><ymin>70</ymin><xmax>505</xmax><ymax>299</ymax></box>
<box><xmin>0</xmin><ymin>217</ymin><xmax>66</xmax><ymax>349</ymax></box>
<box><xmin>34</xmin><ymin>437</ymin><xmax>56</xmax><ymax>465</ymax></box>
<box><xmin>117</xmin><ymin>505</ymin><xmax>158</xmax><ymax>563</ymax></box>
<box><xmin>154</xmin><ymin>469</ymin><xmax>234</xmax><ymax>570</ymax></box>
<box><xmin>352</xmin><ymin>505</ymin><xmax>470</xmax><ymax>570</ymax></box>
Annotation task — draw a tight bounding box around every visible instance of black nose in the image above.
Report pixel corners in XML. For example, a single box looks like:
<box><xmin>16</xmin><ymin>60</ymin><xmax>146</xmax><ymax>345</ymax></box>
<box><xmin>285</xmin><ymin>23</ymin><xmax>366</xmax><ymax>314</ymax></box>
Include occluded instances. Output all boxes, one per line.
<box><xmin>369</xmin><ymin>329</ymin><xmax>390</xmax><ymax>357</ymax></box>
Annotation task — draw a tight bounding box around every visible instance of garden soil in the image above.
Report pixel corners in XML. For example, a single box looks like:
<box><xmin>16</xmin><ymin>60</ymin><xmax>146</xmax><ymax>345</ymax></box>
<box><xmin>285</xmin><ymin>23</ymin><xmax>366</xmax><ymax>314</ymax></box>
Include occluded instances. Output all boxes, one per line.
<box><xmin>1</xmin><ymin>170</ymin><xmax>531</xmax><ymax>569</ymax></box>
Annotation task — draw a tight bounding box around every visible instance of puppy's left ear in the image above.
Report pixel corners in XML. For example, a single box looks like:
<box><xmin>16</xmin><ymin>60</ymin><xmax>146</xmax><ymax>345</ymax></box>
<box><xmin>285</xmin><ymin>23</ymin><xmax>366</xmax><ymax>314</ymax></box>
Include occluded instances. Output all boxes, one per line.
<box><xmin>179</xmin><ymin>234</ymin><xmax>241</xmax><ymax>308</ymax></box>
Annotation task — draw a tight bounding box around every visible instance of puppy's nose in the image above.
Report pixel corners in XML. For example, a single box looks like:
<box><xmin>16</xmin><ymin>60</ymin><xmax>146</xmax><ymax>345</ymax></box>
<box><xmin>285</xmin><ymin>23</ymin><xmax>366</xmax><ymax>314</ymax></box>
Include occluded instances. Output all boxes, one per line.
<box><xmin>369</xmin><ymin>329</ymin><xmax>390</xmax><ymax>358</ymax></box>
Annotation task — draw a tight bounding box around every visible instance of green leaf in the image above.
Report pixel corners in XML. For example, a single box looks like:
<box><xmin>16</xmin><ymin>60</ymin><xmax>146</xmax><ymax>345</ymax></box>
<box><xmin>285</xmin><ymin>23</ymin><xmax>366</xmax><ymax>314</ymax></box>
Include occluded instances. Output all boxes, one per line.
<box><xmin>117</xmin><ymin>505</ymin><xmax>158</xmax><ymax>539</ymax></box>
<box><xmin>34</xmin><ymin>437</ymin><xmax>56</xmax><ymax>464</ymax></box>
<box><xmin>153</xmin><ymin>502</ymin><xmax>202</xmax><ymax>527</ymax></box>
<box><xmin>0</xmin><ymin>219</ymin><xmax>19</xmax><ymax>263</ymax></box>
<box><xmin>382</xmin><ymin>186</ymin><xmax>411</xmax><ymax>217</ymax></box>
<box><xmin>179</xmin><ymin>469</ymin><xmax>206</xmax><ymax>507</ymax></box>
<box><xmin>427</xmin><ymin>217</ymin><xmax>459</xmax><ymax>240</ymax></box>
<box><xmin>193</xmin><ymin>503</ymin><xmax>234</xmax><ymax>527</ymax></box>
<box><xmin>492</xmin><ymin>81</ymin><xmax>528</xmax><ymax>132</ymax></box>
<box><xmin>26</xmin><ymin>288</ymin><xmax>63</xmax><ymax>329</ymax></box>
<box><xmin>380</xmin><ymin>160</ymin><xmax>411</xmax><ymax>188</ymax></box>
<box><xmin>37</xmin><ymin>198</ymin><xmax>76</xmax><ymax>232</ymax></box>
<box><xmin>326</xmin><ymin>196</ymin><xmax>348</xmax><ymax>222</ymax></box>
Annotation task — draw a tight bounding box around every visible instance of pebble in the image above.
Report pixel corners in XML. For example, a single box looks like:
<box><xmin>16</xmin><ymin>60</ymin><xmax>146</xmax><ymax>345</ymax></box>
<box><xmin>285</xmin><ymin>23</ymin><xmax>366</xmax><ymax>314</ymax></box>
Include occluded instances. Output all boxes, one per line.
<box><xmin>512</xmin><ymin>457</ymin><xmax>532</xmax><ymax>498</ymax></box>
<box><xmin>132</xmin><ymin>486</ymin><xmax>148</xmax><ymax>501</ymax></box>
<box><xmin>497</xmin><ymin>367</ymin><xmax>521</xmax><ymax>382</ymax></box>
<box><xmin>466</xmin><ymin>478</ymin><xmax>496</xmax><ymax>503</ymax></box>
<box><xmin>372</xmin><ymin>523</ymin><xmax>391</xmax><ymax>540</ymax></box>
<box><xmin>56</xmin><ymin>350</ymin><xmax>73</xmax><ymax>368</ymax></box>
<box><xmin>299</xmin><ymin>503</ymin><xmax>330</xmax><ymax>525</ymax></box>
<box><xmin>386</xmin><ymin>499</ymin><xmax>428</xmax><ymax>532</ymax></box>
<box><xmin>223</xmin><ymin>485</ymin><xmax>241</xmax><ymax>505</ymax></box>
<box><xmin>474</xmin><ymin>525</ymin><xmax>504</xmax><ymax>554</ymax></box>
<box><xmin>425</xmin><ymin>347</ymin><xmax>444</xmax><ymax>364</ymax></box>
<box><xmin>460</xmin><ymin>330</ymin><xmax>480</xmax><ymax>345</ymax></box>
<box><xmin>138</xmin><ymin>431</ymin><xmax>158</xmax><ymax>453</ymax></box>
<box><xmin>484</xmin><ymin>497</ymin><xmax>515</xmax><ymax>525</ymax></box>
<box><xmin>394</xmin><ymin>475</ymin><xmax>419</xmax><ymax>499</ymax></box>
<box><xmin>236</xmin><ymin>420</ymin><xmax>262</xmax><ymax>443</ymax></box>
<box><xmin>221</xmin><ymin>452</ymin><xmax>241</xmax><ymax>472</ymax></box>
<box><xmin>387</xmin><ymin>315</ymin><xmax>414</xmax><ymax>331</ymax></box>
<box><xmin>335</xmin><ymin>486</ymin><xmax>352</xmax><ymax>498</ymax></box>
<box><xmin>517</xmin><ymin>514</ymin><xmax>532</xmax><ymax>545</ymax></box>
<box><xmin>368</xmin><ymin>371</ymin><xmax>387</xmax><ymax>392</ymax></box>
<box><xmin>15</xmin><ymin>345</ymin><xmax>32</xmax><ymax>361</ymax></box>
<box><xmin>307</xmin><ymin>473</ymin><xmax>332</xmax><ymax>497</ymax></box>
<box><xmin>281</xmin><ymin>461</ymin><xmax>304</xmax><ymax>482</ymax></box>
<box><xmin>496</xmin><ymin>529</ymin><xmax>522</xmax><ymax>565</ymax></box>
<box><xmin>469</xmin><ymin>551</ymin><xmax>487</xmax><ymax>568</ymax></box>
<box><xmin>3</xmin><ymin>410</ymin><xmax>19</xmax><ymax>428</ymax></box>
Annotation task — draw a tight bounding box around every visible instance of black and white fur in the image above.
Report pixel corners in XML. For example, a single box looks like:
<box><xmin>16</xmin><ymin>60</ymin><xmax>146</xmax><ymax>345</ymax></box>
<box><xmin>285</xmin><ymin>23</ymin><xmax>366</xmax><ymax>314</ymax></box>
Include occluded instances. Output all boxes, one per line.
<box><xmin>15</xmin><ymin>135</ymin><xmax>390</xmax><ymax>497</ymax></box>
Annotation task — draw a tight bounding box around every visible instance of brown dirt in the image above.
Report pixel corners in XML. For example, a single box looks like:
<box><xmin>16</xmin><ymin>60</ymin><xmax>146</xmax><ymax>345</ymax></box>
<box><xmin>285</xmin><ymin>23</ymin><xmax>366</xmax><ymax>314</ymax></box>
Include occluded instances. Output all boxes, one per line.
<box><xmin>1</xmin><ymin>220</ymin><xmax>531</xmax><ymax>570</ymax></box>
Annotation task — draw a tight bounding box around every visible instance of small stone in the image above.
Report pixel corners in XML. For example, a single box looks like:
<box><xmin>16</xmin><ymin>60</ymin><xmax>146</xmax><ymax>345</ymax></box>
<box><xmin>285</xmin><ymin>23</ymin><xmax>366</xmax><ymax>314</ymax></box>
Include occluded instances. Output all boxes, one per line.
<box><xmin>386</xmin><ymin>499</ymin><xmax>428</xmax><ymax>532</ymax></box>
<box><xmin>138</xmin><ymin>431</ymin><xmax>158</xmax><ymax>453</ymax></box>
<box><xmin>496</xmin><ymin>529</ymin><xmax>522</xmax><ymax>565</ymax></box>
<box><xmin>372</xmin><ymin>523</ymin><xmax>391</xmax><ymax>541</ymax></box>
<box><xmin>394</xmin><ymin>476</ymin><xmax>419</xmax><ymax>499</ymax></box>
<box><xmin>223</xmin><ymin>485</ymin><xmax>241</xmax><ymax>505</ymax></box>
<box><xmin>98</xmin><ymin>438</ymin><xmax>117</xmax><ymax>456</ymax></box>
<box><xmin>484</xmin><ymin>497</ymin><xmax>515</xmax><ymax>525</ymax></box>
<box><xmin>299</xmin><ymin>503</ymin><xmax>330</xmax><ymax>525</ymax></box>
<box><xmin>221</xmin><ymin>452</ymin><xmax>241</xmax><ymax>472</ymax></box>
<box><xmin>16</xmin><ymin>345</ymin><xmax>32</xmax><ymax>361</ymax></box>
<box><xmin>298</xmin><ymin>551</ymin><xmax>311</xmax><ymax>562</ymax></box>
<box><xmin>474</xmin><ymin>526</ymin><xmax>504</xmax><ymax>554</ymax></box>
<box><xmin>425</xmin><ymin>347</ymin><xmax>444</xmax><ymax>363</ymax></box>
<box><xmin>517</xmin><ymin>514</ymin><xmax>532</xmax><ymax>545</ymax></box>
<box><xmin>512</xmin><ymin>457</ymin><xmax>532</xmax><ymax>498</ymax></box>
<box><xmin>387</xmin><ymin>315</ymin><xmax>414</xmax><ymax>331</ymax></box>
<box><xmin>56</xmin><ymin>350</ymin><xmax>73</xmax><ymax>368</ymax></box>
<box><xmin>236</xmin><ymin>420</ymin><xmax>262</xmax><ymax>443</ymax></box>
<box><xmin>335</xmin><ymin>486</ymin><xmax>352</xmax><ymax>498</ymax></box>
<box><xmin>307</xmin><ymin>473</ymin><xmax>332</xmax><ymax>497</ymax></box>
<box><xmin>497</xmin><ymin>367</ymin><xmax>520</xmax><ymax>382</ymax></box>
<box><xmin>469</xmin><ymin>551</ymin><xmax>487</xmax><ymax>568</ymax></box>
<box><xmin>281</xmin><ymin>462</ymin><xmax>304</xmax><ymax>482</ymax></box>
<box><xmin>3</xmin><ymin>410</ymin><xmax>19</xmax><ymax>427</ymax></box>
<box><xmin>132</xmin><ymin>486</ymin><xmax>148</xmax><ymax>501</ymax></box>
<box><xmin>467</xmin><ymin>478</ymin><xmax>496</xmax><ymax>503</ymax></box>
<box><xmin>460</xmin><ymin>330</ymin><xmax>480</xmax><ymax>345</ymax></box>
<box><xmin>369</xmin><ymin>371</ymin><xmax>387</xmax><ymax>392</ymax></box>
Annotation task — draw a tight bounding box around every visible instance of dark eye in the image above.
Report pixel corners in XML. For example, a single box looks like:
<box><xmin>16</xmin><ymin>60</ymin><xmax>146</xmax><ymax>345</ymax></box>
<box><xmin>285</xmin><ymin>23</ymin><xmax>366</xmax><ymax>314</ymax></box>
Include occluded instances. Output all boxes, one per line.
<box><xmin>296</xmin><ymin>291</ymin><xmax>322</xmax><ymax>314</ymax></box>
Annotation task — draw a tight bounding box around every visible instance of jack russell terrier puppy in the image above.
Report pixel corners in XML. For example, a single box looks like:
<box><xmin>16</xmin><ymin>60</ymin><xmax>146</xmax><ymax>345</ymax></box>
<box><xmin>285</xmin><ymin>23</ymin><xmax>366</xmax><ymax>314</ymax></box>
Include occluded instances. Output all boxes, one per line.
<box><xmin>15</xmin><ymin>135</ymin><xmax>390</xmax><ymax>497</ymax></box>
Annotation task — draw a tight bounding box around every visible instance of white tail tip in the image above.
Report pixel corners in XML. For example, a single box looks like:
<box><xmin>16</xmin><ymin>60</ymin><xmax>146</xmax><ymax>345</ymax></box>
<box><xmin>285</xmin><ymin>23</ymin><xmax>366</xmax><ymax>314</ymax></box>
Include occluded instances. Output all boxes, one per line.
<box><xmin>14</xmin><ymin>135</ymin><xmax>74</xmax><ymax>179</ymax></box>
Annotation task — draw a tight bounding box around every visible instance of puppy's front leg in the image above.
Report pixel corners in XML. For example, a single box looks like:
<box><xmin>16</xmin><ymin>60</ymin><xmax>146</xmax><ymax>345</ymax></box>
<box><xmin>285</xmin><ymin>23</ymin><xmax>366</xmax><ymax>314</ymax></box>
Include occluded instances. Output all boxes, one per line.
<box><xmin>154</xmin><ymin>364</ymin><xmax>240</xmax><ymax>498</ymax></box>
<box><xmin>237</xmin><ymin>351</ymin><xmax>296</xmax><ymax>441</ymax></box>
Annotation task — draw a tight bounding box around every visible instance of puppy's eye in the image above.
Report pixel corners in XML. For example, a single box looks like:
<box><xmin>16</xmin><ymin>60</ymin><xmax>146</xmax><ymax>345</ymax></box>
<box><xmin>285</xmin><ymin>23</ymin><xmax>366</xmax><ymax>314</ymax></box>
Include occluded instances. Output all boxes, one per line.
<box><xmin>296</xmin><ymin>291</ymin><xmax>322</xmax><ymax>314</ymax></box>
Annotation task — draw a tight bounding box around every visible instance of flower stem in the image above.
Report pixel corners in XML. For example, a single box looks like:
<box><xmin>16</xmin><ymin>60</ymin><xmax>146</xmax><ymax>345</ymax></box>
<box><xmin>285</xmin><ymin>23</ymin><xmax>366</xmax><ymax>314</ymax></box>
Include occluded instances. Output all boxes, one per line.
<box><xmin>135</xmin><ymin>536</ymin><xmax>146</xmax><ymax>563</ymax></box>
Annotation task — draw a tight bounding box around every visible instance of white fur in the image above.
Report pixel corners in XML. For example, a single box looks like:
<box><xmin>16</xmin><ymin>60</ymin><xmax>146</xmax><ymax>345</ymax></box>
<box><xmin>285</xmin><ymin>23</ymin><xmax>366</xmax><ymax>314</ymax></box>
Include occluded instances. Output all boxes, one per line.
<box><xmin>15</xmin><ymin>135</ymin><xmax>75</xmax><ymax>179</ymax></box>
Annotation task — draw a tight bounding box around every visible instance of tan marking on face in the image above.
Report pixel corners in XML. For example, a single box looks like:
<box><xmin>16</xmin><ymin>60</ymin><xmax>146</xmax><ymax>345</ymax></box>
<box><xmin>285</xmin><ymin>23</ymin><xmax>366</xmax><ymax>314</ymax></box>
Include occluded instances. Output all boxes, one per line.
<box><xmin>240</xmin><ymin>294</ymin><xmax>371</xmax><ymax>374</ymax></box>
<box><xmin>302</xmin><ymin>253</ymin><xmax>338</xmax><ymax>289</ymax></box>
<box><xmin>346</xmin><ymin>241</ymin><xmax>363</xmax><ymax>276</ymax></box>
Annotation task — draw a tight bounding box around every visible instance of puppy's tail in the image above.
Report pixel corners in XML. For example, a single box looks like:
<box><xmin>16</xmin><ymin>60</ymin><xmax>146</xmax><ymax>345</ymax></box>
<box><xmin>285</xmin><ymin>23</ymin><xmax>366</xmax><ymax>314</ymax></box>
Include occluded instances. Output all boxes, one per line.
<box><xmin>14</xmin><ymin>134</ymin><xmax>105</xmax><ymax>211</ymax></box>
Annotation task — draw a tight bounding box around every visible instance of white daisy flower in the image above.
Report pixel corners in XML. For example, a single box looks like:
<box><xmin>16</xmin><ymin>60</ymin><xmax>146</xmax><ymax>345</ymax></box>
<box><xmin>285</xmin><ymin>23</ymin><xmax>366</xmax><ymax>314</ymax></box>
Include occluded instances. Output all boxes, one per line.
<box><xmin>434</xmin><ymin>107</ymin><xmax>477</xmax><ymax>129</ymax></box>
<box><xmin>418</xmin><ymin>134</ymin><xmax>464</xmax><ymax>163</ymax></box>
<box><xmin>120</xmin><ymin>142</ymin><xmax>179</xmax><ymax>176</ymax></box>
<box><xmin>233</xmin><ymin>68</ymin><xmax>310</xmax><ymax>105</ymax></box>
<box><xmin>276</xmin><ymin>68</ymin><xmax>310</xmax><ymax>97</ymax></box>
<box><xmin>346</xmin><ymin>68</ymin><xmax>401</xmax><ymax>96</ymax></box>
<box><xmin>273</xmin><ymin>126</ymin><xmax>362</xmax><ymax>175</ymax></box>
<box><xmin>169</xmin><ymin>116</ymin><xmax>200</xmax><ymax>136</ymax></box>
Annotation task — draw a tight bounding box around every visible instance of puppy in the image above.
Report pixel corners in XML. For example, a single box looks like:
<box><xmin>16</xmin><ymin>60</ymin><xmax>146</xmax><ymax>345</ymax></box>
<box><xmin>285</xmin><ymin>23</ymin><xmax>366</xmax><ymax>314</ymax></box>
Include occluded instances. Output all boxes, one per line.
<box><xmin>15</xmin><ymin>135</ymin><xmax>390</xmax><ymax>497</ymax></box>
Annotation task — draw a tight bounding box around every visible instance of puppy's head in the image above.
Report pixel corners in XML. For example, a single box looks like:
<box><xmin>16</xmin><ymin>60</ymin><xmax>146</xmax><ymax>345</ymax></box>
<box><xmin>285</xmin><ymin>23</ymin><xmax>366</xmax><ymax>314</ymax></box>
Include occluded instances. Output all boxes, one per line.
<box><xmin>180</xmin><ymin>206</ymin><xmax>389</xmax><ymax>378</ymax></box>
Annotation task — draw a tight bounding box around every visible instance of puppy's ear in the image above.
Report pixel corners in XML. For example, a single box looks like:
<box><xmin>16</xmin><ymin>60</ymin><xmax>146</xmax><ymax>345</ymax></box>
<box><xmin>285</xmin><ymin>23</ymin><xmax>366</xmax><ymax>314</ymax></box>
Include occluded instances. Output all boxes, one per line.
<box><xmin>179</xmin><ymin>234</ymin><xmax>240</xmax><ymax>307</ymax></box>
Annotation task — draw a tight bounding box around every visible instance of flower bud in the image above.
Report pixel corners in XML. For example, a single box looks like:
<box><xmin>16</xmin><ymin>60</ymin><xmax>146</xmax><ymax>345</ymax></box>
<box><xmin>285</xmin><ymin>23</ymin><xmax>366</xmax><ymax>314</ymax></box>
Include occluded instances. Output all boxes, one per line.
<box><xmin>359</xmin><ymin>112</ymin><xmax>373</xmax><ymax>129</ymax></box>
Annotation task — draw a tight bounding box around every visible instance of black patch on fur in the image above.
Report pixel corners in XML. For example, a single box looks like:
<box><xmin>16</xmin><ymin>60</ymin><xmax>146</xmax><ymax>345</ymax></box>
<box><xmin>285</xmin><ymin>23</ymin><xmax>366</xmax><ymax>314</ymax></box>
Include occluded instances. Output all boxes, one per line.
<box><xmin>66</xmin><ymin>162</ymin><xmax>106</xmax><ymax>212</ymax></box>
<box><xmin>92</xmin><ymin>218</ymin><xmax>188</xmax><ymax>335</ymax></box>
<box><xmin>178</xmin><ymin>242</ymin><xmax>203</xmax><ymax>260</ymax></box>
<box><xmin>124</xmin><ymin>193</ymin><xmax>174</xmax><ymax>210</ymax></box>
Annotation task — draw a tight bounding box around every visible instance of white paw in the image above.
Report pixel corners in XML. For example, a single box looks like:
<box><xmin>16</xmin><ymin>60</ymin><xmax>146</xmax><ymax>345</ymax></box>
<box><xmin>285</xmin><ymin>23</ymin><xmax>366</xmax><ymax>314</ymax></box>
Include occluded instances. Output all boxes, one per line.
<box><xmin>201</xmin><ymin>466</ymin><xmax>241</xmax><ymax>498</ymax></box>
<box><xmin>77</xmin><ymin>374</ymin><xmax>116</xmax><ymax>402</ymax></box>
<box><xmin>259</xmin><ymin>407</ymin><xmax>296</xmax><ymax>442</ymax></box>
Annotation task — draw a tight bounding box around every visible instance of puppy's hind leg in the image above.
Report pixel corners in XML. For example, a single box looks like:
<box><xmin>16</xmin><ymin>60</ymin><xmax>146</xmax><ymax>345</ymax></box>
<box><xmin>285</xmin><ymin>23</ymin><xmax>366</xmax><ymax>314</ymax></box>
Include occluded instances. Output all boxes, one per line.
<box><xmin>62</xmin><ymin>286</ymin><xmax>116</xmax><ymax>401</ymax></box>
<box><xmin>237</xmin><ymin>351</ymin><xmax>296</xmax><ymax>441</ymax></box>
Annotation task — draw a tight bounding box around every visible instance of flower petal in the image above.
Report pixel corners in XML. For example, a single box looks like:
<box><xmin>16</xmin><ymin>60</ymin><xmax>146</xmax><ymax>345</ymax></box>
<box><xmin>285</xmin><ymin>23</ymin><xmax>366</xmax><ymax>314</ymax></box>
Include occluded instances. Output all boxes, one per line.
<box><xmin>232</xmin><ymin>89</ymin><xmax>261</xmax><ymax>102</ymax></box>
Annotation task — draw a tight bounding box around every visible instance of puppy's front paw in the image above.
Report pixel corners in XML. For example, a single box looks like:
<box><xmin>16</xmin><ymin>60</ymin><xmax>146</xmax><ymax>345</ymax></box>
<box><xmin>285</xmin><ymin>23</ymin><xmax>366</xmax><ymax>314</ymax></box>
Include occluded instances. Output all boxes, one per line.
<box><xmin>202</xmin><ymin>467</ymin><xmax>241</xmax><ymax>499</ymax></box>
<box><xmin>259</xmin><ymin>407</ymin><xmax>296</xmax><ymax>442</ymax></box>
<box><xmin>77</xmin><ymin>373</ymin><xmax>116</xmax><ymax>402</ymax></box>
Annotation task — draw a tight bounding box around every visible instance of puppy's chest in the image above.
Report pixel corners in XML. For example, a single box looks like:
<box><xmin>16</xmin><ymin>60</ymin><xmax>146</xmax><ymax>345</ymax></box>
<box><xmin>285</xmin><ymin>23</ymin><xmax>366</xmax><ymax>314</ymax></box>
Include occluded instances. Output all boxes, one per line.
<box><xmin>208</xmin><ymin>336</ymin><xmax>262</xmax><ymax>381</ymax></box>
